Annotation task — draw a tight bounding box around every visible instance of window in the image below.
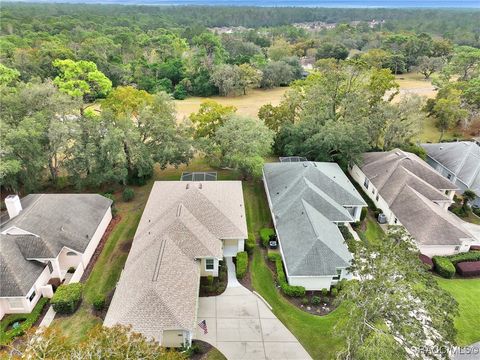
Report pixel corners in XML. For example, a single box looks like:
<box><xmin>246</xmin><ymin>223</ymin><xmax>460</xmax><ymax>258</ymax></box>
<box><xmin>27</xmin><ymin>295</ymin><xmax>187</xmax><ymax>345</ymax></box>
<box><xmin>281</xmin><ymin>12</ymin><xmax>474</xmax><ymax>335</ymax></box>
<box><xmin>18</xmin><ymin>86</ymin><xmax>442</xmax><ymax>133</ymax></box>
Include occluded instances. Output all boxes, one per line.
<box><xmin>455</xmin><ymin>246</ymin><xmax>460</xmax><ymax>251</ymax></box>
<box><xmin>372</xmin><ymin>188</ymin><xmax>375</xmax><ymax>194</ymax></box>
<box><xmin>394</xmin><ymin>218</ymin><xmax>398</xmax><ymax>224</ymax></box>
<box><xmin>333</xmin><ymin>269</ymin><xmax>342</xmax><ymax>280</ymax></box>
<box><xmin>376</xmin><ymin>194</ymin><xmax>379</xmax><ymax>201</ymax></box>
<box><xmin>364</xmin><ymin>177</ymin><xmax>369</xmax><ymax>189</ymax></box>
<box><xmin>47</xmin><ymin>261</ymin><xmax>53</xmax><ymax>273</ymax></box>
<box><xmin>28</xmin><ymin>291</ymin><xmax>36</xmax><ymax>302</ymax></box>
<box><xmin>8</xmin><ymin>298</ymin><xmax>23</xmax><ymax>310</ymax></box>
<box><xmin>447</xmin><ymin>173</ymin><xmax>452</xmax><ymax>180</ymax></box>
<box><xmin>205</xmin><ymin>259</ymin><xmax>214</xmax><ymax>271</ymax></box>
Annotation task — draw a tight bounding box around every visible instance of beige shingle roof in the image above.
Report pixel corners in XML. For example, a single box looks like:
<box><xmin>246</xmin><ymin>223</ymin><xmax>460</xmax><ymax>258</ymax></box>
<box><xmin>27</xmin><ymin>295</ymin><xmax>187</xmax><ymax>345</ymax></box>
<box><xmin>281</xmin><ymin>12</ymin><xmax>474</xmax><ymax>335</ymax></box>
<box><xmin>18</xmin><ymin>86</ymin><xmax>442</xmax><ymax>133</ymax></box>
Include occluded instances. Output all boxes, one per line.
<box><xmin>104</xmin><ymin>181</ymin><xmax>247</xmax><ymax>341</ymax></box>
<box><xmin>359</xmin><ymin>149</ymin><xmax>473</xmax><ymax>246</ymax></box>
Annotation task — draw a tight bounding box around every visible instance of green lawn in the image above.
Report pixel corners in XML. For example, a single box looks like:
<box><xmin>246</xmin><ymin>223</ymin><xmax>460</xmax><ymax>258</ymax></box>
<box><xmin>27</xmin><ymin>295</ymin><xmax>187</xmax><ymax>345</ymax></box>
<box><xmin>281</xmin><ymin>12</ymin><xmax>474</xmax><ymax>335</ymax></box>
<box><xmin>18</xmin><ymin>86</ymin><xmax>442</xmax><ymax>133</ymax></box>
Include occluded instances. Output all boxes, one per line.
<box><xmin>436</xmin><ymin>278</ymin><xmax>480</xmax><ymax>346</ymax></box>
<box><xmin>358</xmin><ymin>215</ymin><xmax>384</xmax><ymax>245</ymax></box>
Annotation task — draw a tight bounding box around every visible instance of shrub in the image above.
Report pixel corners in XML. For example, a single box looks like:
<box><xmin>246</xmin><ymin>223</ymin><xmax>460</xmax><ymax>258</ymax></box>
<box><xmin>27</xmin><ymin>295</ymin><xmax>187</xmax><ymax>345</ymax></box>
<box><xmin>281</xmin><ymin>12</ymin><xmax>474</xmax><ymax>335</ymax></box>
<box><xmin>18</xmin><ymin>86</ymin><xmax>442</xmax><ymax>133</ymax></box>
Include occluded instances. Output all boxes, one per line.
<box><xmin>446</xmin><ymin>251</ymin><xmax>480</xmax><ymax>265</ymax></box>
<box><xmin>321</xmin><ymin>288</ymin><xmax>328</xmax><ymax>296</ymax></box>
<box><xmin>260</xmin><ymin>228</ymin><xmax>275</xmax><ymax>248</ymax></box>
<box><xmin>331</xmin><ymin>288</ymin><xmax>338</xmax><ymax>297</ymax></box>
<box><xmin>102</xmin><ymin>192</ymin><xmax>115</xmax><ymax>205</ymax></box>
<box><xmin>0</xmin><ymin>298</ymin><xmax>48</xmax><ymax>345</ymax></box>
<box><xmin>207</xmin><ymin>275</ymin><xmax>214</xmax><ymax>286</ymax></box>
<box><xmin>51</xmin><ymin>283</ymin><xmax>83</xmax><ymax>314</ymax></box>
<box><xmin>419</xmin><ymin>254</ymin><xmax>434</xmax><ymax>271</ymax></box>
<box><xmin>301</xmin><ymin>297</ymin><xmax>309</xmax><ymax>305</ymax></box>
<box><xmin>236</xmin><ymin>252</ymin><xmax>248</xmax><ymax>279</ymax></box>
<box><xmin>67</xmin><ymin>267</ymin><xmax>75</xmax><ymax>274</ymax></box>
<box><xmin>351</xmin><ymin>221</ymin><xmax>361</xmax><ymax>229</ymax></box>
<box><xmin>360</xmin><ymin>207</ymin><xmax>368</xmax><ymax>221</ymax></box>
<box><xmin>433</xmin><ymin>256</ymin><xmax>455</xmax><ymax>278</ymax></box>
<box><xmin>122</xmin><ymin>188</ymin><xmax>135</xmax><ymax>202</ymax></box>
<box><xmin>267</xmin><ymin>253</ymin><xmax>281</xmax><ymax>262</ymax></box>
<box><xmin>311</xmin><ymin>296</ymin><xmax>321</xmax><ymax>305</ymax></box>
<box><xmin>245</xmin><ymin>236</ymin><xmax>256</xmax><ymax>254</ymax></box>
<box><xmin>347</xmin><ymin>175</ymin><xmax>378</xmax><ymax>212</ymax></box>
<box><xmin>173</xmin><ymin>83</ymin><xmax>188</xmax><ymax>100</ymax></box>
<box><xmin>273</xmin><ymin>256</ymin><xmax>305</xmax><ymax>297</ymax></box>
<box><xmin>456</xmin><ymin>261</ymin><xmax>480</xmax><ymax>277</ymax></box>
<box><xmin>92</xmin><ymin>294</ymin><xmax>106</xmax><ymax>311</ymax></box>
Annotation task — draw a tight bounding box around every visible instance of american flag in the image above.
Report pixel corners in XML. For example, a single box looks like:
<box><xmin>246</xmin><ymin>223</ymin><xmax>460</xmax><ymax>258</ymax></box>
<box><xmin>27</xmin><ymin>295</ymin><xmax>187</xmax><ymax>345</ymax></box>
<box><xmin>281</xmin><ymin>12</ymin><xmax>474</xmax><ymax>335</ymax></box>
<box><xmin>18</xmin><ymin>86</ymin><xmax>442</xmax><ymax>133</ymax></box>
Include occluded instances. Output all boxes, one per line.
<box><xmin>198</xmin><ymin>319</ymin><xmax>208</xmax><ymax>334</ymax></box>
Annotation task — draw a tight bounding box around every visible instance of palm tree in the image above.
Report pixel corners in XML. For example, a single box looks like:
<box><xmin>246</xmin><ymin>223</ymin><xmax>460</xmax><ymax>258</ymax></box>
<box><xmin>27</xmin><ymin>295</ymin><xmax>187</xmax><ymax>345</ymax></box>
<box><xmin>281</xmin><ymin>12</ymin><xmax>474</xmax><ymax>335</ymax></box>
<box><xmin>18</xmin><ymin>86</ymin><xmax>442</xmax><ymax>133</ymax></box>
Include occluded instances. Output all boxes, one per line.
<box><xmin>462</xmin><ymin>190</ymin><xmax>477</xmax><ymax>211</ymax></box>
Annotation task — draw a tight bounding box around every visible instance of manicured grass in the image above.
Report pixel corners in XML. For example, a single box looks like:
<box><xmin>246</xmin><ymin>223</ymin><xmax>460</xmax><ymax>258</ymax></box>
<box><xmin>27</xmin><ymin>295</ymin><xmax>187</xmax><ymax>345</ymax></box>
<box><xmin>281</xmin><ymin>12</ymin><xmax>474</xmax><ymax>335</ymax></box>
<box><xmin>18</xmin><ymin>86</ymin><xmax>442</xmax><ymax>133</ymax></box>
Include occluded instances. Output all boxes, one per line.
<box><xmin>436</xmin><ymin>277</ymin><xmax>480</xmax><ymax>346</ymax></box>
<box><xmin>251</xmin><ymin>247</ymin><xmax>345</xmax><ymax>359</ymax></box>
<box><xmin>358</xmin><ymin>216</ymin><xmax>384</xmax><ymax>245</ymax></box>
<box><xmin>205</xmin><ymin>348</ymin><xmax>227</xmax><ymax>360</ymax></box>
<box><xmin>243</xmin><ymin>180</ymin><xmax>344</xmax><ymax>359</ymax></box>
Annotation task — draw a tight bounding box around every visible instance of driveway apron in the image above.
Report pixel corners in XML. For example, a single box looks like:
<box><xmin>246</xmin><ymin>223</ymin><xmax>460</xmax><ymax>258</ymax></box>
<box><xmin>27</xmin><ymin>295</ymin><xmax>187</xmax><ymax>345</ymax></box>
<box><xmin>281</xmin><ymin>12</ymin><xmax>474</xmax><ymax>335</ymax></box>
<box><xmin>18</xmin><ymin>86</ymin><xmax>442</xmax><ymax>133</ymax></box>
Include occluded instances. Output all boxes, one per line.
<box><xmin>195</xmin><ymin>257</ymin><xmax>312</xmax><ymax>360</ymax></box>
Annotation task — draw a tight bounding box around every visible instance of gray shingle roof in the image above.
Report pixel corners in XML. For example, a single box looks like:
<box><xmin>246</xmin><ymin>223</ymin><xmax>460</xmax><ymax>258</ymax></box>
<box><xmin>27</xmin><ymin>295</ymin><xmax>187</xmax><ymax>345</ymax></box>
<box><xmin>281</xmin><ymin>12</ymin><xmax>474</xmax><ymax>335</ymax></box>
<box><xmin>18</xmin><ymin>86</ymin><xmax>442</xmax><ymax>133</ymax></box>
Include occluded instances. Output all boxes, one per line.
<box><xmin>359</xmin><ymin>149</ymin><xmax>473</xmax><ymax>246</ymax></box>
<box><xmin>263</xmin><ymin>162</ymin><xmax>366</xmax><ymax>276</ymax></box>
<box><xmin>104</xmin><ymin>181</ymin><xmax>248</xmax><ymax>341</ymax></box>
<box><xmin>421</xmin><ymin>141</ymin><xmax>480</xmax><ymax>193</ymax></box>
<box><xmin>0</xmin><ymin>194</ymin><xmax>112</xmax><ymax>297</ymax></box>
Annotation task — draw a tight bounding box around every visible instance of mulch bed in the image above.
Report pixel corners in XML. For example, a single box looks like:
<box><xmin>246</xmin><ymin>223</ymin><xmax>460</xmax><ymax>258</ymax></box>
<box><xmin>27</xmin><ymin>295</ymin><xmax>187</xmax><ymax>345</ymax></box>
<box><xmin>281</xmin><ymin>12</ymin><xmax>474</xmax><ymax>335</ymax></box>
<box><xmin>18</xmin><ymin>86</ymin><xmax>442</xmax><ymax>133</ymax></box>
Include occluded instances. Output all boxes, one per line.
<box><xmin>190</xmin><ymin>340</ymin><xmax>226</xmax><ymax>360</ymax></box>
<box><xmin>237</xmin><ymin>253</ymin><xmax>254</xmax><ymax>291</ymax></box>
<box><xmin>92</xmin><ymin>289</ymin><xmax>115</xmax><ymax>320</ymax></box>
<box><xmin>260</xmin><ymin>247</ymin><xmax>337</xmax><ymax>316</ymax></box>
<box><xmin>31</xmin><ymin>300</ymin><xmax>51</xmax><ymax>328</ymax></box>
<box><xmin>80</xmin><ymin>214</ymin><xmax>122</xmax><ymax>282</ymax></box>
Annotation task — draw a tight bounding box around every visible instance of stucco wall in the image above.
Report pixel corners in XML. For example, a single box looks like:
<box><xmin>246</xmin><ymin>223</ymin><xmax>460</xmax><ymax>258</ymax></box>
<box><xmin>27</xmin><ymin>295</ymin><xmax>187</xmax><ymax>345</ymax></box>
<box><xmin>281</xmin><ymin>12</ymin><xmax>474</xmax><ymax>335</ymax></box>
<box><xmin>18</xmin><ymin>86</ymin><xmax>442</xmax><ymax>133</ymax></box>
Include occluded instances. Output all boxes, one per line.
<box><xmin>288</xmin><ymin>276</ymin><xmax>335</xmax><ymax>291</ymax></box>
<box><xmin>82</xmin><ymin>207</ymin><xmax>112</xmax><ymax>267</ymax></box>
<box><xmin>419</xmin><ymin>244</ymin><xmax>470</xmax><ymax>257</ymax></box>
<box><xmin>162</xmin><ymin>330</ymin><xmax>188</xmax><ymax>347</ymax></box>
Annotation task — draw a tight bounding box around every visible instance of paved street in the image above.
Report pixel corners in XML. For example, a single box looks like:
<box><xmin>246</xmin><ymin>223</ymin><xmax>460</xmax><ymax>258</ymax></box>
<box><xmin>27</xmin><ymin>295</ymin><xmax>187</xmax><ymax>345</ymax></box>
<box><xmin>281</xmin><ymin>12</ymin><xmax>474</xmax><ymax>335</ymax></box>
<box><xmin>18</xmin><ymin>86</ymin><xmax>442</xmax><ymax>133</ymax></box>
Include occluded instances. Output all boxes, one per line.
<box><xmin>195</xmin><ymin>257</ymin><xmax>312</xmax><ymax>360</ymax></box>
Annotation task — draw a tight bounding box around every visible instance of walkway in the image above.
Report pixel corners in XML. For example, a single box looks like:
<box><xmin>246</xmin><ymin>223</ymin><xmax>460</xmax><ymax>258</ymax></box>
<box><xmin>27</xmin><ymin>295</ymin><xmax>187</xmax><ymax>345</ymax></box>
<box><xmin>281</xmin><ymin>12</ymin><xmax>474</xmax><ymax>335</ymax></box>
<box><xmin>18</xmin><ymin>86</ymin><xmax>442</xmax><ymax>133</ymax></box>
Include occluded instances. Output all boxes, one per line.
<box><xmin>195</xmin><ymin>257</ymin><xmax>312</xmax><ymax>360</ymax></box>
<box><xmin>38</xmin><ymin>306</ymin><xmax>56</xmax><ymax>328</ymax></box>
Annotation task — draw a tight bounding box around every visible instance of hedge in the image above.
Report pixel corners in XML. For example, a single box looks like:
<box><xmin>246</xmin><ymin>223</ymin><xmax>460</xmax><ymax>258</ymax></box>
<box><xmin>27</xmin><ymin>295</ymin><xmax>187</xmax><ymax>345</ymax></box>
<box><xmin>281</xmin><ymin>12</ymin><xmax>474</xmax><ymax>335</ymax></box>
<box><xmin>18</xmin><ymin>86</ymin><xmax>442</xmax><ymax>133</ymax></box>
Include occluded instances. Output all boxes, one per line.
<box><xmin>51</xmin><ymin>283</ymin><xmax>83</xmax><ymax>314</ymax></box>
<box><xmin>92</xmin><ymin>294</ymin><xmax>106</xmax><ymax>311</ymax></box>
<box><xmin>432</xmin><ymin>256</ymin><xmax>455</xmax><ymax>278</ymax></box>
<box><xmin>260</xmin><ymin>228</ymin><xmax>275</xmax><ymax>248</ymax></box>
<box><xmin>456</xmin><ymin>261</ymin><xmax>480</xmax><ymax>277</ymax></box>
<box><xmin>245</xmin><ymin>236</ymin><xmax>256</xmax><ymax>254</ymax></box>
<box><xmin>268</xmin><ymin>253</ymin><xmax>305</xmax><ymax>297</ymax></box>
<box><xmin>446</xmin><ymin>251</ymin><xmax>480</xmax><ymax>265</ymax></box>
<box><xmin>236</xmin><ymin>252</ymin><xmax>248</xmax><ymax>279</ymax></box>
<box><xmin>0</xmin><ymin>297</ymin><xmax>49</xmax><ymax>345</ymax></box>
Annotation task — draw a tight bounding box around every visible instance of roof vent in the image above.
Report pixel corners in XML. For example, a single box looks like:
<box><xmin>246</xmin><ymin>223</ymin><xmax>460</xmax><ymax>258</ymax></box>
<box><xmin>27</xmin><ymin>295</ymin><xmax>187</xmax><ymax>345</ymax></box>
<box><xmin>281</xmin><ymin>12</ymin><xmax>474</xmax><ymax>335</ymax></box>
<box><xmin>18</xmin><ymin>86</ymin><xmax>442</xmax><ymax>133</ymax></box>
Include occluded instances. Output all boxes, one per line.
<box><xmin>186</xmin><ymin>183</ymin><xmax>190</xmax><ymax>189</ymax></box>
<box><xmin>5</xmin><ymin>195</ymin><xmax>22</xmax><ymax>219</ymax></box>
<box><xmin>439</xmin><ymin>146</ymin><xmax>443</xmax><ymax>150</ymax></box>
<box><xmin>176</xmin><ymin>204</ymin><xmax>183</xmax><ymax>217</ymax></box>
<box><xmin>198</xmin><ymin>183</ymin><xmax>202</xmax><ymax>189</ymax></box>
<box><xmin>303</xmin><ymin>162</ymin><xmax>308</xmax><ymax>167</ymax></box>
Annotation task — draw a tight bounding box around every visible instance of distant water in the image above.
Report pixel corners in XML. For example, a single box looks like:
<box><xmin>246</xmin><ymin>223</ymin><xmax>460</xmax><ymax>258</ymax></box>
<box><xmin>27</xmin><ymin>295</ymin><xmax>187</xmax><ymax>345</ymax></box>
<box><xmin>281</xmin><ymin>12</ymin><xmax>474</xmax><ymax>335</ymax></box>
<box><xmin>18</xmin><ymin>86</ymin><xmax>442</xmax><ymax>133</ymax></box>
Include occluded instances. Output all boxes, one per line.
<box><xmin>15</xmin><ymin>0</ymin><xmax>480</xmax><ymax>8</ymax></box>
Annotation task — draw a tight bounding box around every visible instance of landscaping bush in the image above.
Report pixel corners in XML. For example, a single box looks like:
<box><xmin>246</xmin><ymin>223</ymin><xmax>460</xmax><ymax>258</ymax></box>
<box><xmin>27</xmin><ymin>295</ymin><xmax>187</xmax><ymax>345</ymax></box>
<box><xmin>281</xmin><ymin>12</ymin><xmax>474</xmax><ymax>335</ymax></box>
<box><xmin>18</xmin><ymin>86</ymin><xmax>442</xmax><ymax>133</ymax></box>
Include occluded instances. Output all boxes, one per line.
<box><xmin>92</xmin><ymin>294</ymin><xmax>106</xmax><ymax>311</ymax></box>
<box><xmin>67</xmin><ymin>267</ymin><xmax>75</xmax><ymax>274</ymax></box>
<box><xmin>0</xmin><ymin>298</ymin><xmax>48</xmax><ymax>345</ymax></box>
<box><xmin>102</xmin><ymin>193</ymin><xmax>115</xmax><ymax>205</ymax></box>
<box><xmin>122</xmin><ymin>188</ymin><xmax>135</xmax><ymax>202</ymax></box>
<box><xmin>311</xmin><ymin>296</ymin><xmax>321</xmax><ymax>305</ymax></box>
<box><xmin>236</xmin><ymin>252</ymin><xmax>248</xmax><ymax>279</ymax></box>
<box><xmin>245</xmin><ymin>235</ymin><xmax>256</xmax><ymax>254</ymax></box>
<box><xmin>446</xmin><ymin>251</ymin><xmax>480</xmax><ymax>265</ymax></box>
<box><xmin>51</xmin><ymin>283</ymin><xmax>83</xmax><ymax>314</ymax></box>
<box><xmin>331</xmin><ymin>288</ymin><xmax>338</xmax><ymax>297</ymax></box>
<box><xmin>347</xmin><ymin>175</ymin><xmax>378</xmax><ymax>212</ymax></box>
<box><xmin>360</xmin><ymin>207</ymin><xmax>367</xmax><ymax>221</ymax></box>
<box><xmin>301</xmin><ymin>297</ymin><xmax>309</xmax><ymax>305</ymax></box>
<box><xmin>432</xmin><ymin>256</ymin><xmax>455</xmax><ymax>278</ymax></box>
<box><xmin>321</xmin><ymin>288</ymin><xmax>328</xmax><ymax>296</ymax></box>
<box><xmin>267</xmin><ymin>253</ymin><xmax>305</xmax><ymax>297</ymax></box>
<box><xmin>267</xmin><ymin>252</ymin><xmax>281</xmax><ymax>262</ymax></box>
<box><xmin>456</xmin><ymin>261</ymin><xmax>480</xmax><ymax>277</ymax></box>
<box><xmin>419</xmin><ymin>254</ymin><xmax>434</xmax><ymax>271</ymax></box>
<box><xmin>260</xmin><ymin>228</ymin><xmax>275</xmax><ymax>248</ymax></box>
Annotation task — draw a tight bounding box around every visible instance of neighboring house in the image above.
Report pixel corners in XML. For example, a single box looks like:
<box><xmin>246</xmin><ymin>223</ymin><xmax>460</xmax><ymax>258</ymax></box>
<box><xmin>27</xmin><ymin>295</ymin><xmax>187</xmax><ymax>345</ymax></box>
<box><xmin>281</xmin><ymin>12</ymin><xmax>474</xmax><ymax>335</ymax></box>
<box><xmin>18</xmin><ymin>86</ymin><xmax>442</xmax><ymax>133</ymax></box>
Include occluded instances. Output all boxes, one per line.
<box><xmin>0</xmin><ymin>194</ymin><xmax>112</xmax><ymax>320</ymax></box>
<box><xmin>421</xmin><ymin>140</ymin><xmax>480</xmax><ymax>208</ymax></box>
<box><xmin>350</xmin><ymin>149</ymin><xmax>477</xmax><ymax>257</ymax></box>
<box><xmin>263</xmin><ymin>162</ymin><xmax>367</xmax><ymax>291</ymax></box>
<box><xmin>104</xmin><ymin>181</ymin><xmax>248</xmax><ymax>348</ymax></box>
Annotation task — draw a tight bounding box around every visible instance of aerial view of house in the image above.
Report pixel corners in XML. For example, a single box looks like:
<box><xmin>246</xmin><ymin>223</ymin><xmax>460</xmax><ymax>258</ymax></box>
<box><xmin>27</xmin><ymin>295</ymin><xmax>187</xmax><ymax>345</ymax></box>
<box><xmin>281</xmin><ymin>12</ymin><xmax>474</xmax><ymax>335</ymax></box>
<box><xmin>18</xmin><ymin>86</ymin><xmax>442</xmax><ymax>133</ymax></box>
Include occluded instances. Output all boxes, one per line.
<box><xmin>104</xmin><ymin>181</ymin><xmax>248</xmax><ymax>348</ymax></box>
<box><xmin>0</xmin><ymin>194</ymin><xmax>112</xmax><ymax>319</ymax></box>
<box><xmin>350</xmin><ymin>149</ymin><xmax>477</xmax><ymax>257</ymax></box>
<box><xmin>262</xmin><ymin>161</ymin><xmax>367</xmax><ymax>290</ymax></box>
<box><xmin>421</xmin><ymin>140</ymin><xmax>480</xmax><ymax>208</ymax></box>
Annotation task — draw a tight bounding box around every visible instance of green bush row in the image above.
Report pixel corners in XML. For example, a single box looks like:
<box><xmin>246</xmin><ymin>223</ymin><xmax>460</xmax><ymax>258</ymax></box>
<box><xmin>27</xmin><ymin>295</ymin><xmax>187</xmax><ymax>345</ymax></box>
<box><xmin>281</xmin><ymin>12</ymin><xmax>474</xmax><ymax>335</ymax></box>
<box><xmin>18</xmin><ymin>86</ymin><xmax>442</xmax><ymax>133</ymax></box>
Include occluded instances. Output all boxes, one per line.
<box><xmin>236</xmin><ymin>252</ymin><xmax>248</xmax><ymax>279</ymax></box>
<box><xmin>445</xmin><ymin>251</ymin><xmax>480</xmax><ymax>265</ymax></box>
<box><xmin>260</xmin><ymin>228</ymin><xmax>275</xmax><ymax>248</ymax></box>
<box><xmin>51</xmin><ymin>283</ymin><xmax>83</xmax><ymax>314</ymax></box>
<box><xmin>432</xmin><ymin>256</ymin><xmax>456</xmax><ymax>278</ymax></box>
<box><xmin>245</xmin><ymin>236</ymin><xmax>256</xmax><ymax>254</ymax></box>
<box><xmin>268</xmin><ymin>253</ymin><xmax>305</xmax><ymax>297</ymax></box>
<box><xmin>0</xmin><ymin>297</ymin><xmax>49</xmax><ymax>345</ymax></box>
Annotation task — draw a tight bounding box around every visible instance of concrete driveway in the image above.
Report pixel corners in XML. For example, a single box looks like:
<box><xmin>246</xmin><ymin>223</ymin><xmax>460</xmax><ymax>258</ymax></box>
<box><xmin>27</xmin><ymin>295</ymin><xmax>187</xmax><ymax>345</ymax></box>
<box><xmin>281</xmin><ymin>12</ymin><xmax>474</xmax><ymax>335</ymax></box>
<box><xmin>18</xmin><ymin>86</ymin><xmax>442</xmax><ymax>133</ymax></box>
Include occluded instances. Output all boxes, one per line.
<box><xmin>195</xmin><ymin>257</ymin><xmax>312</xmax><ymax>360</ymax></box>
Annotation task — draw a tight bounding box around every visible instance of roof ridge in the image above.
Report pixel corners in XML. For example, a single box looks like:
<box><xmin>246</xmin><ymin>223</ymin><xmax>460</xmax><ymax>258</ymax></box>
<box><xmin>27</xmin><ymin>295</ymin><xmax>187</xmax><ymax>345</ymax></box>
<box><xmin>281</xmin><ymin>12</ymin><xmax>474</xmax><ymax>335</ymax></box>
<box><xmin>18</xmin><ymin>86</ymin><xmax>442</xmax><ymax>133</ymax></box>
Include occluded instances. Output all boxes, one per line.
<box><xmin>399</xmin><ymin>166</ymin><xmax>450</xmax><ymax>201</ymax></box>
<box><xmin>402</xmin><ymin>186</ymin><xmax>472</xmax><ymax>238</ymax></box>
<box><xmin>0</xmin><ymin>252</ymin><xmax>24</xmax><ymax>294</ymax></box>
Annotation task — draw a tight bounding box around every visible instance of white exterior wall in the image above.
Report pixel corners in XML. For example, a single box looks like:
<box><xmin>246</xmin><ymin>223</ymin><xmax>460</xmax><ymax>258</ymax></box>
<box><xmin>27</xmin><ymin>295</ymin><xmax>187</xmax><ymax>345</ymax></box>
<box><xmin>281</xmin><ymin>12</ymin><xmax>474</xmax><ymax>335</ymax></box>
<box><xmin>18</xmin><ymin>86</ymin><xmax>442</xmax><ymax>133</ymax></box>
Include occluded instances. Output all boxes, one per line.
<box><xmin>419</xmin><ymin>243</ymin><xmax>471</xmax><ymax>258</ymax></box>
<box><xmin>82</xmin><ymin>207</ymin><xmax>112</xmax><ymax>267</ymax></box>
<box><xmin>162</xmin><ymin>329</ymin><xmax>190</xmax><ymax>347</ymax></box>
<box><xmin>0</xmin><ymin>265</ymin><xmax>51</xmax><ymax>318</ymax></box>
